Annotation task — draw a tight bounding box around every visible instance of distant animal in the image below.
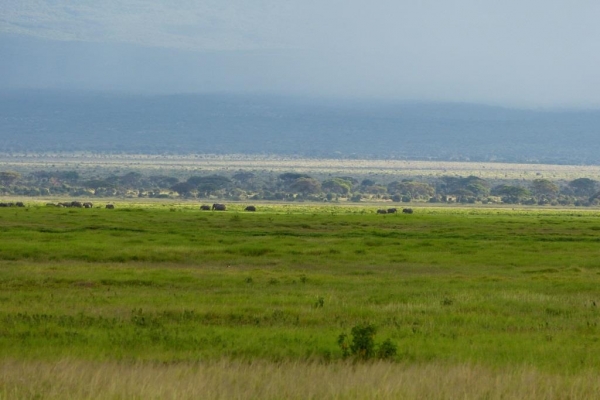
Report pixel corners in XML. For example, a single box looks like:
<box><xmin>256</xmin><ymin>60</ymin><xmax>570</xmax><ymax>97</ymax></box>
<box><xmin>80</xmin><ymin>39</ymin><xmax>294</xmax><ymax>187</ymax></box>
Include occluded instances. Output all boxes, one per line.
<box><xmin>83</xmin><ymin>202</ymin><xmax>93</xmax><ymax>208</ymax></box>
<box><xmin>402</xmin><ymin>208</ymin><xmax>414</xmax><ymax>214</ymax></box>
<box><xmin>212</xmin><ymin>203</ymin><xmax>226</xmax><ymax>211</ymax></box>
<box><xmin>71</xmin><ymin>201</ymin><xmax>83</xmax><ymax>208</ymax></box>
<box><xmin>387</xmin><ymin>208</ymin><xmax>397</xmax><ymax>214</ymax></box>
<box><xmin>200</xmin><ymin>205</ymin><xmax>211</xmax><ymax>211</ymax></box>
<box><xmin>245</xmin><ymin>205</ymin><xmax>256</xmax><ymax>212</ymax></box>
<box><xmin>106</xmin><ymin>204</ymin><xmax>115</xmax><ymax>209</ymax></box>
<box><xmin>377</xmin><ymin>209</ymin><xmax>387</xmax><ymax>214</ymax></box>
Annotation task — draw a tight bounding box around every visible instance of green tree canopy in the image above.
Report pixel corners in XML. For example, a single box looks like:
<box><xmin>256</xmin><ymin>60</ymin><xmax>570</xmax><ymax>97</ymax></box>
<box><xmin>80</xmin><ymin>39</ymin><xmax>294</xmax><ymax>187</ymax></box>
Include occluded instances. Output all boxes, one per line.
<box><xmin>147</xmin><ymin>175</ymin><xmax>179</xmax><ymax>188</ymax></box>
<box><xmin>387</xmin><ymin>181</ymin><xmax>435</xmax><ymax>199</ymax></box>
<box><xmin>568</xmin><ymin>178</ymin><xmax>597</xmax><ymax>197</ymax></box>
<box><xmin>322</xmin><ymin>178</ymin><xmax>353</xmax><ymax>194</ymax></box>
<box><xmin>531</xmin><ymin>179</ymin><xmax>559</xmax><ymax>198</ymax></box>
<box><xmin>57</xmin><ymin>171</ymin><xmax>80</xmax><ymax>182</ymax></box>
<box><xmin>117</xmin><ymin>172</ymin><xmax>143</xmax><ymax>186</ymax></box>
<box><xmin>232</xmin><ymin>171</ymin><xmax>255</xmax><ymax>182</ymax></box>
<box><xmin>289</xmin><ymin>177</ymin><xmax>321</xmax><ymax>195</ymax></box>
<box><xmin>279</xmin><ymin>173</ymin><xmax>311</xmax><ymax>182</ymax></box>
<box><xmin>187</xmin><ymin>175</ymin><xmax>231</xmax><ymax>187</ymax></box>
<box><xmin>491</xmin><ymin>184</ymin><xmax>530</xmax><ymax>203</ymax></box>
<box><xmin>170</xmin><ymin>182</ymin><xmax>195</xmax><ymax>196</ymax></box>
<box><xmin>83</xmin><ymin>179</ymin><xmax>116</xmax><ymax>190</ymax></box>
<box><xmin>0</xmin><ymin>171</ymin><xmax>21</xmax><ymax>185</ymax></box>
<box><xmin>440</xmin><ymin>176</ymin><xmax>490</xmax><ymax>197</ymax></box>
<box><xmin>360</xmin><ymin>179</ymin><xmax>377</xmax><ymax>187</ymax></box>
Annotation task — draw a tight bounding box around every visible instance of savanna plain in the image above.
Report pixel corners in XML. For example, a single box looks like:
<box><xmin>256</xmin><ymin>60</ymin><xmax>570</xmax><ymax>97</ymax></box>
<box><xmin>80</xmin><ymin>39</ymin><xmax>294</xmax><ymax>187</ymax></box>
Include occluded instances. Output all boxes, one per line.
<box><xmin>1</xmin><ymin>202</ymin><xmax>600</xmax><ymax>399</ymax></box>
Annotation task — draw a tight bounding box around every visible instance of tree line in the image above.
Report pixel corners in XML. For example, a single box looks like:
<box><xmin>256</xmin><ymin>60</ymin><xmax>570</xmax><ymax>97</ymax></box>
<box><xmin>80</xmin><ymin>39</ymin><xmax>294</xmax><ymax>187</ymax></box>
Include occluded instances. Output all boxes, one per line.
<box><xmin>1</xmin><ymin>170</ymin><xmax>600</xmax><ymax>207</ymax></box>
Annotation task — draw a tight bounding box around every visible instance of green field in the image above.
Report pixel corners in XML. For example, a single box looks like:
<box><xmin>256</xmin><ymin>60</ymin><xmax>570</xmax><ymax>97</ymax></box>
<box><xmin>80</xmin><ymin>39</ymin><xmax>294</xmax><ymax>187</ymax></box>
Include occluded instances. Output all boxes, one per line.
<box><xmin>1</xmin><ymin>203</ymin><xmax>600</xmax><ymax>398</ymax></box>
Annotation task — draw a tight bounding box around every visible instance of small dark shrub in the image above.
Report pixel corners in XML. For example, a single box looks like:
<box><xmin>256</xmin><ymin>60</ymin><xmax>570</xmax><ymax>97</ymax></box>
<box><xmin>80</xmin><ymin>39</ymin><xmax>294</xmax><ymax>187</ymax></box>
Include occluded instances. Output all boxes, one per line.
<box><xmin>314</xmin><ymin>296</ymin><xmax>324</xmax><ymax>308</ymax></box>
<box><xmin>337</xmin><ymin>333</ymin><xmax>350</xmax><ymax>358</ymax></box>
<box><xmin>350</xmin><ymin>324</ymin><xmax>377</xmax><ymax>360</ymax></box>
<box><xmin>338</xmin><ymin>324</ymin><xmax>397</xmax><ymax>361</ymax></box>
<box><xmin>377</xmin><ymin>338</ymin><xmax>398</xmax><ymax>359</ymax></box>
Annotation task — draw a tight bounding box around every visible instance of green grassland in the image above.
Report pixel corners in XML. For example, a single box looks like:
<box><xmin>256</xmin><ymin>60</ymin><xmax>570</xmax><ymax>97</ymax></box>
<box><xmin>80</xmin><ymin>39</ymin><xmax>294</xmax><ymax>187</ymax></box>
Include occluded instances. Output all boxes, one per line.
<box><xmin>1</xmin><ymin>203</ymin><xmax>600</xmax><ymax>397</ymax></box>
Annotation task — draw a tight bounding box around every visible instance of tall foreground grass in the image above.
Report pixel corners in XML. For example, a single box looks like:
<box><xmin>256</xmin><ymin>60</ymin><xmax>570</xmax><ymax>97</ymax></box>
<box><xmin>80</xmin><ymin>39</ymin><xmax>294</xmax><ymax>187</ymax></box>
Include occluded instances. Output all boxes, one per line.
<box><xmin>1</xmin><ymin>359</ymin><xmax>599</xmax><ymax>399</ymax></box>
<box><xmin>2</xmin><ymin>204</ymin><xmax>600</xmax><ymax>396</ymax></box>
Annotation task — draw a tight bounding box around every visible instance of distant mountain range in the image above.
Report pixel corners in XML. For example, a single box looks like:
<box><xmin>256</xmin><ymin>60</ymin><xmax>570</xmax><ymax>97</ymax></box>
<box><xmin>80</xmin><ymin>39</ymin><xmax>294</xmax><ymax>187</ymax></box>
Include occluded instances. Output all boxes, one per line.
<box><xmin>1</xmin><ymin>90</ymin><xmax>599</xmax><ymax>164</ymax></box>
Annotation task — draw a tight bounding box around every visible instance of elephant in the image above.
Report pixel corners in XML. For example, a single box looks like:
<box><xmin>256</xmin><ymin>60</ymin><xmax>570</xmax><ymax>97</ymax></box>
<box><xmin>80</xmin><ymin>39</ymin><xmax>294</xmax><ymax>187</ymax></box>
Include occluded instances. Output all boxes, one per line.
<box><xmin>377</xmin><ymin>209</ymin><xmax>388</xmax><ymax>214</ymax></box>
<box><xmin>212</xmin><ymin>203</ymin><xmax>226</xmax><ymax>211</ymax></box>
<box><xmin>387</xmin><ymin>208</ymin><xmax>397</xmax><ymax>214</ymax></box>
<box><xmin>245</xmin><ymin>205</ymin><xmax>256</xmax><ymax>212</ymax></box>
<box><xmin>200</xmin><ymin>205</ymin><xmax>211</xmax><ymax>210</ymax></box>
<box><xmin>402</xmin><ymin>208</ymin><xmax>414</xmax><ymax>214</ymax></box>
<box><xmin>83</xmin><ymin>202</ymin><xmax>93</xmax><ymax>208</ymax></box>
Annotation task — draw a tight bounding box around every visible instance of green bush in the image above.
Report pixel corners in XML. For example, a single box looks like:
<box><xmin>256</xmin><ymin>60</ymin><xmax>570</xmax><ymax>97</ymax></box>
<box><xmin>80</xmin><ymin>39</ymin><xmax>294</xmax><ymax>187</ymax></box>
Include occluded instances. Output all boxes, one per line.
<box><xmin>338</xmin><ymin>324</ymin><xmax>397</xmax><ymax>361</ymax></box>
<box><xmin>350</xmin><ymin>324</ymin><xmax>377</xmax><ymax>360</ymax></box>
<box><xmin>377</xmin><ymin>338</ymin><xmax>397</xmax><ymax>360</ymax></box>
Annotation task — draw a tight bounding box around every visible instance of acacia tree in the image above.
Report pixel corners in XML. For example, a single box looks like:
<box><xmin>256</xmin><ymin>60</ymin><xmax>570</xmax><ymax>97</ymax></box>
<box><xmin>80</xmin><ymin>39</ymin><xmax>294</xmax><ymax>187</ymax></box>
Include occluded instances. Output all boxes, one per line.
<box><xmin>568</xmin><ymin>178</ymin><xmax>597</xmax><ymax>197</ymax></box>
<box><xmin>322</xmin><ymin>178</ymin><xmax>352</xmax><ymax>195</ymax></box>
<box><xmin>148</xmin><ymin>175</ymin><xmax>179</xmax><ymax>188</ymax></box>
<box><xmin>491</xmin><ymin>184</ymin><xmax>530</xmax><ymax>204</ymax></box>
<box><xmin>439</xmin><ymin>176</ymin><xmax>490</xmax><ymax>200</ymax></box>
<box><xmin>232</xmin><ymin>171</ymin><xmax>257</xmax><ymax>190</ymax></box>
<box><xmin>359</xmin><ymin>179</ymin><xmax>387</xmax><ymax>196</ymax></box>
<box><xmin>0</xmin><ymin>171</ymin><xmax>21</xmax><ymax>185</ymax></box>
<box><xmin>187</xmin><ymin>175</ymin><xmax>232</xmax><ymax>197</ymax></box>
<box><xmin>289</xmin><ymin>177</ymin><xmax>321</xmax><ymax>195</ymax></box>
<box><xmin>531</xmin><ymin>179</ymin><xmax>559</xmax><ymax>202</ymax></box>
<box><xmin>117</xmin><ymin>172</ymin><xmax>143</xmax><ymax>186</ymax></box>
<box><xmin>278</xmin><ymin>173</ymin><xmax>311</xmax><ymax>183</ymax></box>
<box><xmin>387</xmin><ymin>180</ymin><xmax>435</xmax><ymax>200</ymax></box>
<box><xmin>170</xmin><ymin>182</ymin><xmax>196</xmax><ymax>197</ymax></box>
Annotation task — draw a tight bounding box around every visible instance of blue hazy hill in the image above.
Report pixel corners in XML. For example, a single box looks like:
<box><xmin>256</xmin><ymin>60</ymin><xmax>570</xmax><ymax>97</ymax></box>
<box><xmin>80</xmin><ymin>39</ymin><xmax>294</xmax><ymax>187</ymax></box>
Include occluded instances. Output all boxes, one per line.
<box><xmin>1</xmin><ymin>90</ymin><xmax>599</xmax><ymax>164</ymax></box>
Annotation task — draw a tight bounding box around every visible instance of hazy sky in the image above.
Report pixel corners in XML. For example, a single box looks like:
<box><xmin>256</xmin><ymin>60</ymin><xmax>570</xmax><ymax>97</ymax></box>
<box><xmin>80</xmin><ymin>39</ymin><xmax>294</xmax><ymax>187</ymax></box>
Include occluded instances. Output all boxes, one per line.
<box><xmin>1</xmin><ymin>1</ymin><xmax>599</xmax><ymax>108</ymax></box>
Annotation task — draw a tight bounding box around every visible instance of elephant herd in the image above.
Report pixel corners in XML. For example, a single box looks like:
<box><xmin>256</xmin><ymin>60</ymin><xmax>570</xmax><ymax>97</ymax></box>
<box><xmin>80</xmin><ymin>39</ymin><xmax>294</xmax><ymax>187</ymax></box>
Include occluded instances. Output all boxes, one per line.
<box><xmin>1</xmin><ymin>201</ymin><xmax>413</xmax><ymax>214</ymax></box>
<box><xmin>0</xmin><ymin>202</ymin><xmax>25</xmax><ymax>207</ymax></box>
<box><xmin>202</xmin><ymin>204</ymin><xmax>412</xmax><ymax>214</ymax></box>
<box><xmin>200</xmin><ymin>204</ymin><xmax>256</xmax><ymax>212</ymax></box>
<box><xmin>45</xmin><ymin>201</ymin><xmax>115</xmax><ymax>209</ymax></box>
<box><xmin>377</xmin><ymin>207</ymin><xmax>413</xmax><ymax>214</ymax></box>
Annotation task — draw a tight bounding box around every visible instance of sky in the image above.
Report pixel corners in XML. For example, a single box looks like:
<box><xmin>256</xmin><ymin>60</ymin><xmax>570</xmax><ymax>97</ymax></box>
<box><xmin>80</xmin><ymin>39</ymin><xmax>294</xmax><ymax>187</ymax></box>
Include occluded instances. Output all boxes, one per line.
<box><xmin>1</xmin><ymin>0</ymin><xmax>599</xmax><ymax>108</ymax></box>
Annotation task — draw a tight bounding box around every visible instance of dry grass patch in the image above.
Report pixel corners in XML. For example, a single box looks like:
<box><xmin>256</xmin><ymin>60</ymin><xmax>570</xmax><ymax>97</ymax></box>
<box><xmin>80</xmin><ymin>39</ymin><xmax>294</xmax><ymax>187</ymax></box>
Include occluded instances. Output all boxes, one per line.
<box><xmin>1</xmin><ymin>359</ymin><xmax>598</xmax><ymax>399</ymax></box>
<box><xmin>5</xmin><ymin>153</ymin><xmax>600</xmax><ymax>181</ymax></box>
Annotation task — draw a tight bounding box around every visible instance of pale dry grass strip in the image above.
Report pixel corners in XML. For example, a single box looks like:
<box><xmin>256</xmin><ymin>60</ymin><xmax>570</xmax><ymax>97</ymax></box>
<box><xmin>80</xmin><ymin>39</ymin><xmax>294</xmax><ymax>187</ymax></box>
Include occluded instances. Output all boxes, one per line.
<box><xmin>0</xmin><ymin>359</ymin><xmax>598</xmax><ymax>399</ymax></box>
<box><xmin>5</xmin><ymin>153</ymin><xmax>600</xmax><ymax>180</ymax></box>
